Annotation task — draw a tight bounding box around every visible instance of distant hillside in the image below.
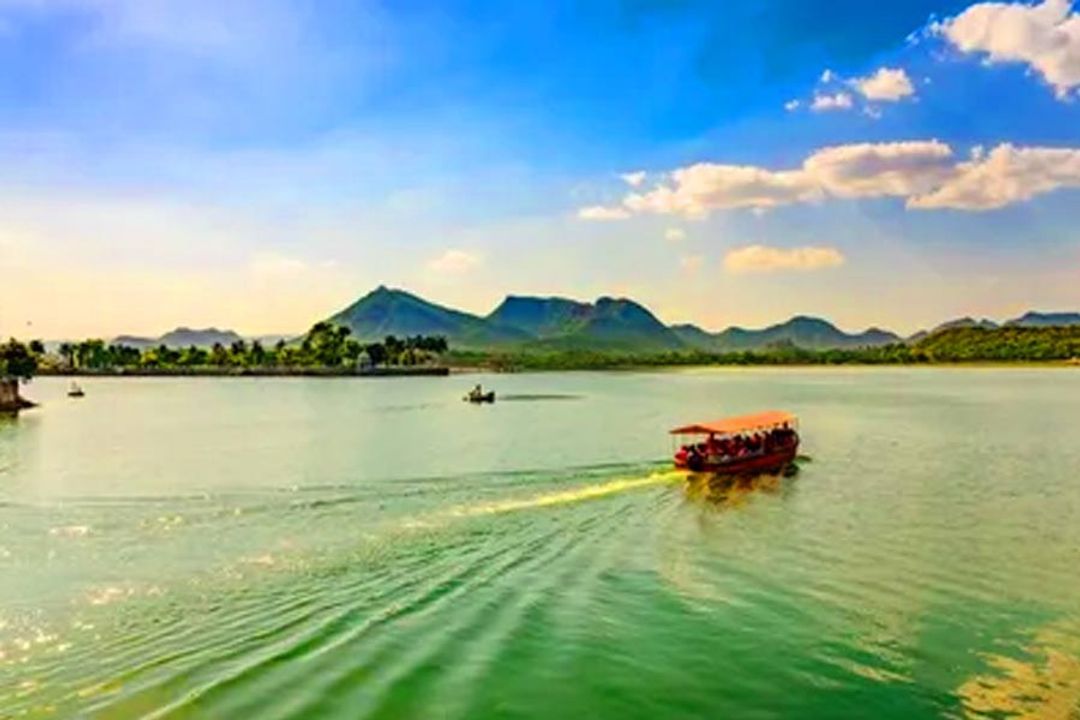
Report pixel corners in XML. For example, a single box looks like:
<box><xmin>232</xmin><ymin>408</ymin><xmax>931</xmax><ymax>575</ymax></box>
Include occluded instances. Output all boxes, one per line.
<box><xmin>489</xmin><ymin>301</ymin><xmax>893</xmax><ymax>351</ymax></box>
<box><xmin>321</xmin><ymin>288</ymin><xmax>1080</xmax><ymax>354</ymax></box>
<box><xmin>910</xmin><ymin>312</ymin><xmax>1078</xmax><ymax>342</ymax></box>
<box><xmin>938</xmin><ymin>317</ymin><xmax>999</xmax><ymax>332</ymax></box>
<box><xmin>161</xmin><ymin>327</ymin><xmax>243</xmax><ymax>347</ymax></box>
<box><xmin>709</xmin><ymin>316</ymin><xmax>900</xmax><ymax>351</ymax></box>
<box><xmin>1005</xmin><ymin>311</ymin><xmax>1080</xmax><ymax>328</ymax></box>
<box><xmin>670</xmin><ymin>323</ymin><xmax>719</xmax><ymax>350</ymax></box>
<box><xmin>328</xmin><ymin>286</ymin><xmax>529</xmax><ymax>348</ymax></box>
<box><xmin>112</xmin><ymin>327</ymin><xmax>243</xmax><ymax>349</ymax></box>
<box><xmin>492</xmin><ymin>296</ymin><xmax>684</xmax><ymax>350</ymax></box>
<box><xmin>111</xmin><ymin>335</ymin><xmax>156</xmax><ymax>349</ymax></box>
<box><xmin>487</xmin><ymin>296</ymin><xmax>592</xmax><ymax>338</ymax></box>
<box><xmin>909</xmin><ymin>317</ymin><xmax>998</xmax><ymax>342</ymax></box>
<box><xmin>326</xmin><ymin>288</ymin><xmax>903</xmax><ymax>352</ymax></box>
<box><xmin>915</xmin><ymin>325</ymin><xmax>1080</xmax><ymax>361</ymax></box>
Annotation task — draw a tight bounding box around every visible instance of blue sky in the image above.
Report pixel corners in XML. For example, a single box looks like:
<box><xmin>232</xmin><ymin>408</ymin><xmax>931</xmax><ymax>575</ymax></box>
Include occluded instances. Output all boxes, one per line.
<box><xmin>1</xmin><ymin>0</ymin><xmax>1078</xmax><ymax>337</ymax></box>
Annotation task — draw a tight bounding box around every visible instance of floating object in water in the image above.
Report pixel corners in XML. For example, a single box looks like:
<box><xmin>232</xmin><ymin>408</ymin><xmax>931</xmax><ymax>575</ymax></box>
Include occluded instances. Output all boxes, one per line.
<box><xmin>464</xmin><ymin>384</ymin><xmax>495</xmax><ymax>403</ymax></box>
<box><xmin>671</xmin><ymin>410</ymin><xmax>800</xmax><ymax>476</ymax></box>
<box><xmin>68</xmin><ymin>382</ymin><xmax>85</xmax><ymax>398</ymax></box>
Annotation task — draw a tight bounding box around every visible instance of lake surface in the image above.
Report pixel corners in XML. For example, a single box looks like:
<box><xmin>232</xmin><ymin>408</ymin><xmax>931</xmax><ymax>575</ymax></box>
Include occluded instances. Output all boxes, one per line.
<box><xmin>2</xmin><ymin>369</ymin><xmax>1079</xmax><ymax>719</ymax></box>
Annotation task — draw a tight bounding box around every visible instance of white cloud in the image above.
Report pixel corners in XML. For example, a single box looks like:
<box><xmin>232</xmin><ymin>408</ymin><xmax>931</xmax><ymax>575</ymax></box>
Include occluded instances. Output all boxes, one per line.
<box><xmin>249</xmin><ymin>251</ymin><xmax>310</xmax><ymax>280</ymax></box>
<box><xmin>851</xmin><ymin>67</ymin><xmax>916</xmax><ymax>101</ymax></box>
<box><xmin>664</xmin><ymin>227</ymin><xmax>687</xmax><ymax>242</ymax></box>
<box><xmin>579</xmin><ymin>141</ymin><xmax>1080</xmax><ymax>219</ymax></box>
<box><xmin>810</xmin><ymin>91</ymin><xmax>854</xmax><ymax>111</ymax></box>
<box><xmin>933</xmin><ymin>0</ymin><xmax>1080</xmax><ymax>99</ymax></box>
<box><xmin>427</xmin><ymin>249</ymin><xmax>482</xmax><ymax>275</ymax></box>
<box><xmin>909</xmin><ymin>143</ymin><xmax>1080</xmax><ymax>209</ymax></box>
<box><xmin>578</xmin><ymin>204</ymin><xmax>632</xmax><ymax>221</ymax></box>
<box><xmin>724</xmin><ymin>245</ymin><xmax>846</xmax><ymax>274</ymax></box>
<box><xmin>820</xmin><ymin>69</ymin><xmax>836</xmax><ymax>83</ymax></box>
<box><xmin>620</xmin><ymin>170</ymin><xmax>647</xmax><ymax>187</ymax></box>
<box><xmin>679</xmin><ymin>253</ymin><xmax>704</xmax><ymax>274</ymax></box>
<box><xmin>624</xmin><ymin>163</ymin><xmax>820</xmax><ymax>216</ymax></box>
<box><xmin>784</xmin><ymin>99</ymin><xmax>801</xmax><ymax>111</ymax></box>
<box><xmin>598</xmin><ymin>141</ymin><xmax>953</xmax><ymax>218</ymax></box>
<box><xmin>802</xmin><ymin>141</ymin><xmax>955</xmax><ymax>198</ymax></box>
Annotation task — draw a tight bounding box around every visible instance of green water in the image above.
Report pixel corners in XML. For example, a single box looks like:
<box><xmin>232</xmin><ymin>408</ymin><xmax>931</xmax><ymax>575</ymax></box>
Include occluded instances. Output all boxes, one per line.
<box><xmin>2</xmin><ymin>369</ymin><xmax>1079</xmax><ymax>719</ymax></box>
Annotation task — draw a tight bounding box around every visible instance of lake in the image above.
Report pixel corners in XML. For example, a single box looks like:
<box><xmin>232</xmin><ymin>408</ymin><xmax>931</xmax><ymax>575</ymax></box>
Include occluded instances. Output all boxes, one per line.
<box><xmin>2</xmin><ymin>369</ymin><xmax>1079</xmax><ymax>718</ymax></box>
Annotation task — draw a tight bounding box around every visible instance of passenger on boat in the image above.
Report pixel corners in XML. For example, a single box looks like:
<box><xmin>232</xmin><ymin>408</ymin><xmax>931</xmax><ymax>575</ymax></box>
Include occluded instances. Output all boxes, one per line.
<box><xmin>688</xmin><ymin>430</ymin><xmax>795</xmax><ymax>464</ymax></box>
<box><xmin>686</xmin><ymin>444</ymin><xmax>704</xmax><ymax>469</ymax></box>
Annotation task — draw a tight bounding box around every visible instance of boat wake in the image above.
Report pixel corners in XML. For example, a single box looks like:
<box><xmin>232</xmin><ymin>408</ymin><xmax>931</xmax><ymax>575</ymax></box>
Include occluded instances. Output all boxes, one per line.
<box><xmin>497</xmin><ymin>394</ymin><xmax>583</xmax><ymax>402</ymax></box>
<box><xmin>447</xmin><ymin>468</ymin><xmax>685</xmax><ymax>518</ymax></box>
<box><xmin>0</xmin><ymin>461</ymin><xmax>789</xmax><ymax>718</ymax></box>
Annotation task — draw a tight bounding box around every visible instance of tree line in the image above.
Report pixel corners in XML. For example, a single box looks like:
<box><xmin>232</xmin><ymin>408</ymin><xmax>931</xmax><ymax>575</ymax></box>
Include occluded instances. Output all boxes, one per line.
<box><xmin>5</xmin><ymin>324</ymin><xmax>1079</xmax><ymax>378</ymax></box>
<box><xmin>447</xmin><ymin>326</ymin><xmax>1080</xmax><ymax>370</ymax></box>
<box><xmin>11</xmin><ymin>323</ymin><xmax>449</xmax><ymax>375</ymax></box>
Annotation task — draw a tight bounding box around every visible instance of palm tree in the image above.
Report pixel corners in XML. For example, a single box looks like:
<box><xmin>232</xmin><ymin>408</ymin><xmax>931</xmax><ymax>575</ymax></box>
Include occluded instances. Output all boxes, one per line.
<box><xmin>250</xmin><ymin>340</ymin><xmax>266</xmax><ymax>367</ymax></box>
<box><xmin>58</xmin><ymin>342</ymin><xmax>75</xmax><ymax>369</ymax></box>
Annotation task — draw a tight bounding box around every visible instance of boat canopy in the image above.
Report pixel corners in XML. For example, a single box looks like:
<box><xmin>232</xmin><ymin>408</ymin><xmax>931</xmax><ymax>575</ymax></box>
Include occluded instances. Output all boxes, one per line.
<box><xmin>669</xmin><ymin>410</ymin><xmax>797</xmax><ymax>436</ymax></box>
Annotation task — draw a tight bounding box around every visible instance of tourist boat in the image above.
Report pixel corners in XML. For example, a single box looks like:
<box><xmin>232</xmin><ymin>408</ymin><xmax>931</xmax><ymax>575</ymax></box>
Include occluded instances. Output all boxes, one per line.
<box><xmin>671</xmin><ymin>410</ymin><xmax>799</xmax><ymax>474</ymax></box>
<box><xmin>67</xmin><ymin>382</ymin><xmax>85</xmax><ymax>398</ymax></box>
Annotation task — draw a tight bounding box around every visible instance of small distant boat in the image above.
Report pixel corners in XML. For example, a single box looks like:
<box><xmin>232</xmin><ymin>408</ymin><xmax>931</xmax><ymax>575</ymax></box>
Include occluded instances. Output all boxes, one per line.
<box><xmin>671</xmin><ymin>410</ymin><xmax>799</xmax><ymax>475</ymax></box>
<box><xmin>67</xmin><ymin>382</ymin><xmax>85</xmax><ymax>398</ymax></box>
<box><xmin>464</xmin><ymin>385</ymin><xmax>495</xmax><ymax>404</ymax></box>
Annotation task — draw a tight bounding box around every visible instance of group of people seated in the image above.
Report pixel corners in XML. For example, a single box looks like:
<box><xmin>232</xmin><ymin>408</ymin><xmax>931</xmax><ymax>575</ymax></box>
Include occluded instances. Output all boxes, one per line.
<box><xmin>684</xmin><ymin>425</ymin><xmax>797</xmax><ymax>463</ymax></box>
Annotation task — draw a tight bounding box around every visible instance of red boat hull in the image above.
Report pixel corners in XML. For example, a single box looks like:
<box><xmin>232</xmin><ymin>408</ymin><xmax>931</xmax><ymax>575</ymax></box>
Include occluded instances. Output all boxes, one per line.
<box><xmin>674</xmin><ymin>443</ymin><xmax>799</xmax><ymax>475</ymax></box>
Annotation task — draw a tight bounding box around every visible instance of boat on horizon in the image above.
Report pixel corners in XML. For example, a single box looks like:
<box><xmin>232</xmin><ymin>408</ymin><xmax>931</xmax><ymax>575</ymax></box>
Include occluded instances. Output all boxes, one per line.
<box><xmin>671</xmin><ymin>410</ymin><xmax>799</xmax><ymax>475</ymax></box>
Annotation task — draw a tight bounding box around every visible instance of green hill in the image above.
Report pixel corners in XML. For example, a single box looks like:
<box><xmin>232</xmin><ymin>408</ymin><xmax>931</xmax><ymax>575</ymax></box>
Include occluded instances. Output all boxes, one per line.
<box><xmin>486</xmin><ymin>296</ymin><xmax>593</xmax><ymax>338</ymax></box>
<box><xmin>670</xmin><ymin>323</ymin><xmax>719</xmax><ymax>350</ymax></box>
<box><xmin>1005</xmin><ymin>311</ymin><xmax>1080</xmax><ymax>328</ymax></box>
<box><xmin>325</xmin><ymin>288</ymin><xmax>1080</xmax><ymax>356</ymax></box>
<box><xmin>489</xmin><ymin>296</ymin><xmax>684</xmax><ymax>350</ymax></box>
<box><xmin>329</xmin><ymin>290</ymin><xmax>685</xmax><ymax>351</ymax></box>
<box><xmin>328</xmin><ymin>287</ymin><xmax>529</xmax><ymax>348</ymax></box>
<box><xmin>112</xmin><ymin>327</ymin><xmax>243</xmax><ymax>349</ymax></box>
<box><xmin>914</xmin><ymin>325</ymin><xmax>1080</xmax><ymax>361</ymax></box>
<box><xmin>709</xmin><ymin>316</ymin><xmax>900</xmax><ymax>351</ymax></box>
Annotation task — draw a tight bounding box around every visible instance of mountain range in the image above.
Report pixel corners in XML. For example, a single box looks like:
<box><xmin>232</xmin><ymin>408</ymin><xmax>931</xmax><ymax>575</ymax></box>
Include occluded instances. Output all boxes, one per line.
<box><xmin>98</xmin><ymin>292</ymin><xmax>1080</xmax><ymax>354</ymax></box>
<box><xmin>111</xmin><ymin>327</ymin><xmax>245</xmax><ymax>349</ymax></box>
<box><xmin>325</xmin><ymin>286</ymin><xmax>1069</xmax><ymax>352</ymax></box>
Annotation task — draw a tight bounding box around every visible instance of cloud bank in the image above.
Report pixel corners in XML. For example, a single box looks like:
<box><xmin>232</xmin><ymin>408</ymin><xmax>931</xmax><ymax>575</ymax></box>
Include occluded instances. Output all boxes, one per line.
<box><xmin>909</xmin><ymin>143</ymin><xmax>1080</xmax><ymax>209</ymax></box>
<box><xmin>580</xmin><ymin>141</ymin><xmax>1080</xmax><ymax>218</ymax></box>
<box><xmin>724</xmin><ymin>245</ymin><xmax>846</xmax><ymax>274</ymax></box>
<box><xmin>933</xmin><ymin>0</ymin><xmax>1080</xmax><ymax>99</ymax></box>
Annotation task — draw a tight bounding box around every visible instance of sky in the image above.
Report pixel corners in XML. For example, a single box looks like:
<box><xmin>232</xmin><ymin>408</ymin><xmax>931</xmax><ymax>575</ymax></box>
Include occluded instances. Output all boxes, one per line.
<box><xmin>0</xmin><ymin>0</ymin><xmax>1078</xmax><ymax>338</ymax></box>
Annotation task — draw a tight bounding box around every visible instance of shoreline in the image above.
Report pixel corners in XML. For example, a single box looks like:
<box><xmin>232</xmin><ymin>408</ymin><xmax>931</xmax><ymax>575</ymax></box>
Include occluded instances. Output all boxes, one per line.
<box><xmin>37</xmin><ymin>366</ymin><xmax>451</xmax><ymax>378</ymax></box>
<box><xmin>29</xmin><ymin>360</ymin><xmax>1078</xmax><ymax>379</ymax></box>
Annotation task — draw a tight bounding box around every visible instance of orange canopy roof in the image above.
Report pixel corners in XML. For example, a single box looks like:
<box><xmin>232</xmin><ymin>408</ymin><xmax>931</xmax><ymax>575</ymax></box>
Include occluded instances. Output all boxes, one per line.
<box><xmin>669</xmin><ymin>410</ymin><xmax>797</xmax><ymax>436</ymax></box>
